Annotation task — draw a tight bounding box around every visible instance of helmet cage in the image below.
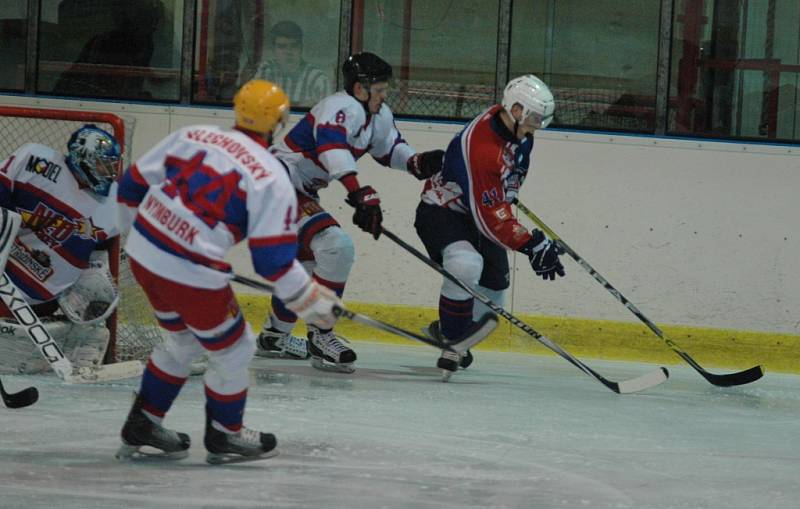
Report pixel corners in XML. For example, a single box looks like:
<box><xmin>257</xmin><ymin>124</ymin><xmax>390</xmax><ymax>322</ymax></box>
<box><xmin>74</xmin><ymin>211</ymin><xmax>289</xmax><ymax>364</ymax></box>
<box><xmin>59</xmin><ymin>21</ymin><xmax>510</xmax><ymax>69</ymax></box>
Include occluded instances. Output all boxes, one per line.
<box><xmin>66</xmin><ymin>125</ymin><xmax>121</xmax><ymax>197</ymax></box>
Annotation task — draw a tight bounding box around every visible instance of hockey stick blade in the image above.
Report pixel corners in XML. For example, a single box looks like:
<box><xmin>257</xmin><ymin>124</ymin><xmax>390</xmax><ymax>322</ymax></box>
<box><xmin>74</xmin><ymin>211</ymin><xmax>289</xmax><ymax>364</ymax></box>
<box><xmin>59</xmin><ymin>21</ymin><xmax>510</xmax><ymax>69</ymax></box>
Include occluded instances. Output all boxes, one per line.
<box><xmin>515</xmin><ymin>201</ymin><xmax>764</xmax><ymax>387</ymax></box>
<box><xmin>231</xmin><ymin>274</ymin><xmax>472</xmax><ymax>350</ymax></box>
<box><xmin>66</xmin><ymin>361</ymin><xmax>144</xmax><ymax>384</ymax></box>
<box><xmin>677</xmin><ymin>351</ymin><xmax>764</xmax><ymax>387</ymax></box>
<box><xmin>380</xmin><ymin>227</ymin><xmax>669</xmax><ymax>394</ymax></box>
<box><xmin>0</xmin><ymin>378</ymin><xmax>38</xmax><ymax>408</ymax></box>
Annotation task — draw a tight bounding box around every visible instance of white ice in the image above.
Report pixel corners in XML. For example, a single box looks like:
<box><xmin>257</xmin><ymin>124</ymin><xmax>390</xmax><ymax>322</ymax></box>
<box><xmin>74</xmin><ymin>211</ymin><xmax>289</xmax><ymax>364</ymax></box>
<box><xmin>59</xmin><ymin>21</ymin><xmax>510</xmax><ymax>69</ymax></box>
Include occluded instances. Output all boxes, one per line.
<box><xmin>1</xmin><ymin>342</ymin><xmax>798</xmax><ymax>509</ymax></box>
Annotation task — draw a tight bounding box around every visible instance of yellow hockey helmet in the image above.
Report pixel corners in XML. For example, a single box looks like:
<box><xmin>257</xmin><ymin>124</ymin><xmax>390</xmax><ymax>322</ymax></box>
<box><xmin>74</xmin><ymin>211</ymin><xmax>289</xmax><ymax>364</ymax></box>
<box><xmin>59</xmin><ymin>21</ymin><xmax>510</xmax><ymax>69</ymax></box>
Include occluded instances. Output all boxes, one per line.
<box><xmin>233</xmin><ymin>79</ymin><xmax>290</xmax><ymax>135</ymax></box>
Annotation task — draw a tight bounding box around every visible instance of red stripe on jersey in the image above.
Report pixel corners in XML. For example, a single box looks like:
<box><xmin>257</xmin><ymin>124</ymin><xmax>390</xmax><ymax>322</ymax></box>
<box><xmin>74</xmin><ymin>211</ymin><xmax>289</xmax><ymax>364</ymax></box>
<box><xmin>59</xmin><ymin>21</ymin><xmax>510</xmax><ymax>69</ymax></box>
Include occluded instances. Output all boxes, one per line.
<box><xmin>135</xmin><ymin>214</ymin><xmax>232</xmax><ymax>272</ymax></box>
<box><xmin>16</xmin><ymin>181</ymin><xmax>84</xmax><ymax>220</ymax></box>
<box><xmin>248</xmin><ymin>234</ymin><xmax>297</xmax><ymax>248</ymax></box>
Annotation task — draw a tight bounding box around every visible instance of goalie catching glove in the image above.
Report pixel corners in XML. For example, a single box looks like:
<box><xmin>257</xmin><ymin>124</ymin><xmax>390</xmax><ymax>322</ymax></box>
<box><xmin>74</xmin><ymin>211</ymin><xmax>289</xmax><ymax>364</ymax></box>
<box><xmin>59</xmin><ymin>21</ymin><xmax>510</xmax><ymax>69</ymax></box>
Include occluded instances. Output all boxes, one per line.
<box><xmin>57</xmin><ymin>250</ymin><xmax>119</xmax><ymax>325</ymax></box>
<box><xmin>283</xmin><ymin>280</ymin><xmax>341</xmax><ymax>330</ymax></box>
<box><xmin>521</xmin><ymin>229</ymin><xmax>565</xmax><ymax>281</ymax></box>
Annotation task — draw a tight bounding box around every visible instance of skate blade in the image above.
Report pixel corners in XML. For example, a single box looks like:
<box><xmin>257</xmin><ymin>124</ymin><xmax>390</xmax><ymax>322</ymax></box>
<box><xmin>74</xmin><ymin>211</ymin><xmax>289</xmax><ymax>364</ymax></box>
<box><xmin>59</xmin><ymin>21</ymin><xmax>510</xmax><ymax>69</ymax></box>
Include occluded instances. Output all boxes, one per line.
<box><xmin>256</xmin><ymin>350</ymin><xmax>310</xmax><ymax>360</ymax></box>
<box><xmin>310</xmin><ymin>357</ymin><xmax>355</xmax><ymax>374</ymax></box>
<box><xmin>115</xmin><ymin>443</ymin><xmax>190</xmax><ymax>461</ymax></box>
<box><xmin>440</xmin><ymin>369</ymin><xmax>454</xmax><ymax>382</ymax></box>
<box><xmin>206</xmin><ymin>448</ymin><xmax>279</xmax><ymax>465</ymax></box>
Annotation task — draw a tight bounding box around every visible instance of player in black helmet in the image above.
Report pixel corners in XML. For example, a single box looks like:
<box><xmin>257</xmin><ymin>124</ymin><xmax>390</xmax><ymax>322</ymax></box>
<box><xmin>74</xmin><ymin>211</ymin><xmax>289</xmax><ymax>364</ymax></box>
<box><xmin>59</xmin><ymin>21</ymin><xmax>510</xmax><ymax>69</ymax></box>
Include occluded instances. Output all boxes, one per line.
<box><xmin>342</xmin><ymin>52</ymin><xmax>393</xmax><ymax>114</ymax></box>
<box><xmin>254</xmin><ymin>52</ymin><xmax>445</xmax><ymax>372</ymax></box>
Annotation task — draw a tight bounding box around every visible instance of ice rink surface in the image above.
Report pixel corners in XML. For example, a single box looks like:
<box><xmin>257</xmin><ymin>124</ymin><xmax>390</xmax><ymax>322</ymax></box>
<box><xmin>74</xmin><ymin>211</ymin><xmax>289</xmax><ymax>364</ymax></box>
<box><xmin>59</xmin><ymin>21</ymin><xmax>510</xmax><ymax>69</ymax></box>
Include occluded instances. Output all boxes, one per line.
<box><xmin>1</xmin><ymin>342</ymin><xmax>798</xmax><ymax>509</ymax></box>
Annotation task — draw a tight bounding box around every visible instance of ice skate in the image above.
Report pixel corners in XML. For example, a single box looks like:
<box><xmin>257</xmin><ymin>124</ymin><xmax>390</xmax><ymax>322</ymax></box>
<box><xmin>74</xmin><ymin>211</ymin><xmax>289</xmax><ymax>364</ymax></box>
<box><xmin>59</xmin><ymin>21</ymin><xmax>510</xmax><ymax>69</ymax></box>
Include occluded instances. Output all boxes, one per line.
<box><xmin>307</xmin><ymin>326</ymin><xmax>356</xmax><ymax>373</ymax></box>
<box><xmin>204</xmin><ymin>409</ymin><xmax>278</xmax><ymax>465</ymax></box>
<box><xmin>116</xmin><ymin>393</ymin><xmax>190</xmax><ymax>461</ymax></box>
<box><xmin>256</xmin><ymin>327</ymin><xmax>310</xmax><ymax>360</ymax></box>
<box><xmin>424</xmin><ymin>320</ymin><xmax>473</xmax><ymax>370</ymax></box>
<box><xmin>437</xmin><ymin>349</ymin><xmax>460</xmax><ymax>382</ymax></box>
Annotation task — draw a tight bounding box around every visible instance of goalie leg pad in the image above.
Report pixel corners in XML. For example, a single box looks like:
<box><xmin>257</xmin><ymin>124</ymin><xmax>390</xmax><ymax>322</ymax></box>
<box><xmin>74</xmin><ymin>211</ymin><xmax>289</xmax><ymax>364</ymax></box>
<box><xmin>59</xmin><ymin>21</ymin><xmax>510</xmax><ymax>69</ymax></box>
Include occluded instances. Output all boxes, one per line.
<box><xmin>0</xmin><ymin>318</ymin><xmax>107</xmax><ymax>374</ymax></box>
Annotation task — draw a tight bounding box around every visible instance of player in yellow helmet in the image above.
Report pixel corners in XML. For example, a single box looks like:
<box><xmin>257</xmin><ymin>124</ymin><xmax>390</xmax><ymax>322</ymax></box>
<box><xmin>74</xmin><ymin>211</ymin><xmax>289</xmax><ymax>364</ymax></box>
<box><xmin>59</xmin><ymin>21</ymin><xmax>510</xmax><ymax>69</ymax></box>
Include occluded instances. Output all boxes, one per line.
<box><xmin>115</xmin><ymin>79</ymin><xmax>342</xmax><ymax>464</ymax></box>
<box><xmin>233</xmin><ymin>79</ymin><xmax>290</xmax><ymax>142</ymax></box>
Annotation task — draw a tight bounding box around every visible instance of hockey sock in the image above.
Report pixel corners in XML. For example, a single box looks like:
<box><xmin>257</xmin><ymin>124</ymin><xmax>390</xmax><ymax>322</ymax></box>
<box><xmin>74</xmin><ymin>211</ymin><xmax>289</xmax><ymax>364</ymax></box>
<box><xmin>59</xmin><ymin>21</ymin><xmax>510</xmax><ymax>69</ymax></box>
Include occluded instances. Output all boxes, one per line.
<box><xmin>139</xmin><ymin>358</ymin><xmax>188</xmax><ymax>424</ymax></box>
<box><xmin>205</xmin><ymin>385</ymin><xmax>247</xmax><ymax>433</ymax></box>
<box><xmin>439</xmin><ymin>295</ymin><xmax>474</xmax><ymax>340</ymax></box>
<box><xmin>270</xmin><ymin>295</ymin><xmax>298</xmax><ymax>330</ymax></box>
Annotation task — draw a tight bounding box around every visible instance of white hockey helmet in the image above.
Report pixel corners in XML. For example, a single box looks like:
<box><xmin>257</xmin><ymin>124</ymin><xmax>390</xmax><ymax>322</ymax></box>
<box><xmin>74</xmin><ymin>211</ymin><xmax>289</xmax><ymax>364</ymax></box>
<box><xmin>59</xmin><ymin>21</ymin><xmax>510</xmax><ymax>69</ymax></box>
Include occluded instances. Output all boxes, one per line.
<box><xmin>502</xmin><ymin>75</ymin><xmax>555</xmax><ymax>129</ymax></box>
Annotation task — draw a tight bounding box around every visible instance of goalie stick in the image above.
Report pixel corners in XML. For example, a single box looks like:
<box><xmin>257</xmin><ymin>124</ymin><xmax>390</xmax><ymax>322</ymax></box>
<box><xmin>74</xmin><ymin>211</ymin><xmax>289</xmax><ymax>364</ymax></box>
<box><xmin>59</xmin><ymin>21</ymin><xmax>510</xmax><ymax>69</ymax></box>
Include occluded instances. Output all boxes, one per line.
<box><xmin>232</xmin><ymin>274</ymin><xmax>499</xmax><ymax>353</ymax></box>
<box><xmin>0</xmin><ymin>377</ymin><xmax>38</xmax><ymax>408</ymax></box>
<box><xmin>380</xmin><ymin>227</ymin><xmax>669</xmax><ymax>394</ymax></box>
<box><xmin>515</xmin><ymin>201</ymin><xmax>763</xmax><ymax>387</ymax></box>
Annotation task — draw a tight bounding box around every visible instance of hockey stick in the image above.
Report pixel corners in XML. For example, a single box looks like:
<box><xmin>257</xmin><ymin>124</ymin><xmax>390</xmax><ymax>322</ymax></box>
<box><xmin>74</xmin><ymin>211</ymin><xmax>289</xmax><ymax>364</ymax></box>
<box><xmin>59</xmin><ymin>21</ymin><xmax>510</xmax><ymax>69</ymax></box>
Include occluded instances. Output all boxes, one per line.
<box><xmin>0</xmin><ymin>377</ymin><xmax>38</xmax><ymax>408</ymax></box>
<box><xmin>515</xmin><ymin>201</ymin><xmax>764</xmax><ymax>387</ymax></box>
<box><xmin>380</xmin><ymin>227</ymin><xmax>669</xmax><ymax>394</ymax></box>
<box><xmin>232</xmin><ymin>273</ymin><xmax>498</xmax><ymax>352</ymax></box>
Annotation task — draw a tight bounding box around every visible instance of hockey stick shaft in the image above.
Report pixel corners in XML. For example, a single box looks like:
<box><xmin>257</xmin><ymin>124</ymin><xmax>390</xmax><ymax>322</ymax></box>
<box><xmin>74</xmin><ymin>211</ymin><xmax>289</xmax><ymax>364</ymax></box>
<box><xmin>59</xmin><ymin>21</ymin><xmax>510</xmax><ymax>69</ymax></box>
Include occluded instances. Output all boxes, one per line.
<box><xmin>0</xmin><ymin>377</ymin><xmax>38</xmax><ymax>408</ymax></box>
<box><xmin>515</xmin><ymin>201</ymin><xmax>763</xmax><ymax>386</ymax></box>
<box><xmin>380</xmin><ymin>227</ymin><xmax>668</xmax><ymax>394</ymax></box>
<box><xmin>232</xmin><ymin>274</ymin><xmax>457</xmax><ymax>350</ymax></box>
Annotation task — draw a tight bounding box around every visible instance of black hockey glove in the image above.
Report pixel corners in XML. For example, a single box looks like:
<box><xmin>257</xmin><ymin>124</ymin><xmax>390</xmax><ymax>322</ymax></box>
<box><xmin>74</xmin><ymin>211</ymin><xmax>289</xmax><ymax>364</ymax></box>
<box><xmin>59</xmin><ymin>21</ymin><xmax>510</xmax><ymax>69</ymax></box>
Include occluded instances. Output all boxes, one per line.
<box><xmin>407</xmin><ymin>150</ymin><xmax>444</xmax><ymax>180</ymax></box>
<box><xmin>522</xmin><ymin>230</ymin><xmax>565</xmax><ymax>281</ymax></box>
<box><xmin>346</xmin><ymin>186</ymin><xmax>383</xmax><ymax>240</ymax></box>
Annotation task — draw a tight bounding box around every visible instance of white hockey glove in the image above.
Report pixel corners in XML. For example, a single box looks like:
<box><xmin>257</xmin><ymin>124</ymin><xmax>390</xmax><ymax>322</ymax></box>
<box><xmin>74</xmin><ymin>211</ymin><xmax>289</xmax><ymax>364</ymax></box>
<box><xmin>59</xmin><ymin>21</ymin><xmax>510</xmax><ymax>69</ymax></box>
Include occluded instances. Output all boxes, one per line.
<box><xmin>283</xmin><ymin>281</ymin><xmax>340</xmax><ymax>330</ymax></box>
<box><xmin>58</xmin><ymin>250</ymin><xmax>119</xmax><ymax>325</ymax></box>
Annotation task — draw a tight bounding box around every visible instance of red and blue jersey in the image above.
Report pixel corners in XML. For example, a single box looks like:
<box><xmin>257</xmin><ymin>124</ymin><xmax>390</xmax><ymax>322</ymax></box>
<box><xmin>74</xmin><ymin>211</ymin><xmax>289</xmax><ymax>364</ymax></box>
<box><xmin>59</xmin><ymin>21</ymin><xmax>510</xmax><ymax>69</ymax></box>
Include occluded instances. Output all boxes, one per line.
<box><xmin>421</xmin><ymin>105</ymin><xmax>534</xmax><ymax>251</ymax></box>
<box><xmin>0</xmin><ymin>143</ymin><xmax>117</xmax><ymax>303</ymax></box>
<box><xmin>271</xmin><ymin>91</ymin><xmax>415</xmax><ymax>198</ymax></box>
<box><xmin>118</xmin><ymin>125</ymin><xmax>310</xmax><ymax>299</ymax></box>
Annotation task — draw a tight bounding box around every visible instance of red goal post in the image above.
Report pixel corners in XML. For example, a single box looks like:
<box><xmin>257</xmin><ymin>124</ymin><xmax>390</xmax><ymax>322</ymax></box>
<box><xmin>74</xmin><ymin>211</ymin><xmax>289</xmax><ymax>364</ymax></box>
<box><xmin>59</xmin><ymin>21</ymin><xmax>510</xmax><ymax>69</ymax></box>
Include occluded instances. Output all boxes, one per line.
<box><xmin>0</xmin><ymin>105</ymin><xmax>160</xmax><ymax>363</ymax></box>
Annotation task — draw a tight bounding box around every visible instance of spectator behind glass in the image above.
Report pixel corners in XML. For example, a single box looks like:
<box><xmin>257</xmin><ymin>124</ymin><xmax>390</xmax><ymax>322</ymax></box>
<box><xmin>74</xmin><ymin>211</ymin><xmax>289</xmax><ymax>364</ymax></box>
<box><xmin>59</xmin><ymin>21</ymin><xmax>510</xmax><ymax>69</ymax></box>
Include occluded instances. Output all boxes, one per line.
<box><xmin>52</xmin><ymin>0</ymin><xmax>164</xmax><ymax>99</ymax></box>
<box><xmin>252</xmin><ymin>20</ymin><xmax>332</xmax><ymax>108</ymax></box>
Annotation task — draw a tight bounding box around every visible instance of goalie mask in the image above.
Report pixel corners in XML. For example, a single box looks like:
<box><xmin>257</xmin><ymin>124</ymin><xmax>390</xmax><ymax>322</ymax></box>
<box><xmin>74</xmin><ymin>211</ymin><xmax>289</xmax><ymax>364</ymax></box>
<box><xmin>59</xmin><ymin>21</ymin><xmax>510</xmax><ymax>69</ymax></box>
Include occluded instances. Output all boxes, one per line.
<box><xmin>66</xmin><ymin>125</ymin><xmax>121</xmax><ymax>197</ymax></box>
<box><xmin>502</xmin><ymin>75</ymin><xmax>555</xmax><ymax>129</ymax></box>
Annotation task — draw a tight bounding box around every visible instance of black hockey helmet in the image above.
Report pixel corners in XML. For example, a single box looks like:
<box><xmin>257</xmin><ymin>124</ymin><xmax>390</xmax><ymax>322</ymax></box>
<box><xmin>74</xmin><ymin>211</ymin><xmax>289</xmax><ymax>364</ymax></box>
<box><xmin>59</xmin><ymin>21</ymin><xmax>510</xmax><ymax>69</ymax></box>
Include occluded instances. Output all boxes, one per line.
<box><xmin>342</xmin><ymin>52</ymin><xmax>392</xmax><ymax>94</ymax></box>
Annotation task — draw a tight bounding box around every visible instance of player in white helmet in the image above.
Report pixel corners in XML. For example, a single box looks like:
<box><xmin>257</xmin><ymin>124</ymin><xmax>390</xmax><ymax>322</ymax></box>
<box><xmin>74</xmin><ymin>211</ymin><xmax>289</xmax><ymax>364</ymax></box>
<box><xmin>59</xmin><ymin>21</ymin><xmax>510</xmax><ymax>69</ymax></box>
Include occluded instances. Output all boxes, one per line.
<box><xmin>115</xmin><ymin>79</ymin><xmax>342</xmax><ymax>464</ymax></box>
<box><xmin>414</xmin><ymin>74</ymin><xmax>563</xmax><ymax>380</ymax></box>
<box><xmin>0</xmin><ymin>124</ymin><xmax>122</xmax><ymax>375</ymax></box>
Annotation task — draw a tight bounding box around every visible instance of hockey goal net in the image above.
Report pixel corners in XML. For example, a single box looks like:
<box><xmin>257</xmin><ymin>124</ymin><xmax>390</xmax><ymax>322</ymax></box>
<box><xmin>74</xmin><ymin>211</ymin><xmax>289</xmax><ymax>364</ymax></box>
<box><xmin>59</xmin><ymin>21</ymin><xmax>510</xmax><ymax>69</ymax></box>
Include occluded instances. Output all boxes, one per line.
<box><xmin>0</xmin><ymin>105</ymin><xmax>162</xmax><ymax>363</ymax></box>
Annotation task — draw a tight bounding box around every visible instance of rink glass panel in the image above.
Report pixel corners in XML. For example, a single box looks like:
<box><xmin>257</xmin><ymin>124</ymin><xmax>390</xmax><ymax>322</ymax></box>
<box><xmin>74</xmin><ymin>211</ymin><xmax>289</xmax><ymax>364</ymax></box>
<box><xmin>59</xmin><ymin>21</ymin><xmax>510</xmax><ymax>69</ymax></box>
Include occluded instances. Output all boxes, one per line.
<box><xmin>192</xmin><ymin>0</ymin><xmax>342</xmax><ymax>107</ymax></box>
<box><xmin>358</xmin><ymin>0</ymin><xmax>500</xmax><ymax>120</ymax></box>
<box><xmin>668</xmin><ymin>0</ymin><xmax>800</xmax><ymax>141</ymax></box>
<box><xmin>509</xmin><ymin>0</ymin><xmax>661</xmax><ymax>133</ymax></box>
<box><xmin>0</xmin><ymin>1</ymin><xmax>799</xmax><ymax>143</ymax></box>
<box><xmin>0</xmin><ymin>1</ymin><xmax>28</xmax><ymax>92</ymax></box>
<box><xmin>35</xmin><ymin>0</ymin><xmax>183</xmax><ymax>101</ymax></box>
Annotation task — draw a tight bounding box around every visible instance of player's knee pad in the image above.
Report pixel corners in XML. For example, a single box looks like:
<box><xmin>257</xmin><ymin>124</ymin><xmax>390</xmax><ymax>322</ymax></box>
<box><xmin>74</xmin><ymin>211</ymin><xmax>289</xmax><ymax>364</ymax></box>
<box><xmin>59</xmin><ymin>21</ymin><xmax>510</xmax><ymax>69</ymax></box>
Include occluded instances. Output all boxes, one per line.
<box><xmin>472</xmin><ymin>285</ymin><xmax>505</xmax><ymax>320</ymax></box>
<box><xmin>441</xmin><ymin>241</ymin><xmax>483</xmax><ymax>301</ymax></box>
<box><xmin>206</xmin><ymin>326</ymin><xmax>256</xmax><ymax>379</ymax></box>
<box><xmin>151</xmin><ymin>329</ymin><xmax>205</xmax><ymax>377</ymax></box>
<box><xmin>310</xmin><ymin>226</ymin><xmax>355</xmax><ymax>282</ymax></box>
